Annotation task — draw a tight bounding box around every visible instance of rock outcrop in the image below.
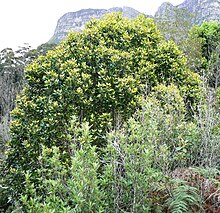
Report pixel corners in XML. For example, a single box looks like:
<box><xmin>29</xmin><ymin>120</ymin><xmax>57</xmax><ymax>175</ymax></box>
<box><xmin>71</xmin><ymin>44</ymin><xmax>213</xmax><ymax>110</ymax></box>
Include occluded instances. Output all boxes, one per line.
<box><xmin>50</xmin><ymin>0</ymin><xmax>220</xmax><ymax>44</ymax></box>
<box><xmin>155</xmin><ymin>0</ymin><xmax>220</xmax><ymax>25</ymax></box>
<box><xmin>50</xmin><ymin>7</ymin><xmax>141</xmax><ymax>43</ymax></box>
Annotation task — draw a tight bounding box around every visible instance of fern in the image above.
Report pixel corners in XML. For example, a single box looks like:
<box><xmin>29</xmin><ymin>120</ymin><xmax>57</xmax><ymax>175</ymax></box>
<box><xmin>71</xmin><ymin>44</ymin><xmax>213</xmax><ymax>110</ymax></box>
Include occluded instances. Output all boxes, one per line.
<box><xmin>166</xmin><ymin>180</ymin><xmax>202</xmax><ymax>213</ymax></box>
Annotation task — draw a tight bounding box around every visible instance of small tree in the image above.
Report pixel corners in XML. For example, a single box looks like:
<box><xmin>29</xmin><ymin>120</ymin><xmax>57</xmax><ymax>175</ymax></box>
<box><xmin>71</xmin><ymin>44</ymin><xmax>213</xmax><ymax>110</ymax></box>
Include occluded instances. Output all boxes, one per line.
<box><xmin>188</xmin><ymin>21</ymin><xmax>220</xmax><ymax>88</ymax></box>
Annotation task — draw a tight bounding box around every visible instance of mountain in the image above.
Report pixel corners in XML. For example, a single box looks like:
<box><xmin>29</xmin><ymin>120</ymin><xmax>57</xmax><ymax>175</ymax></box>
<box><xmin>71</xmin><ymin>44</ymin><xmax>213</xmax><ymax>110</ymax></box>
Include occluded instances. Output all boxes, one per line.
<box><xmin>155</xmin><ymin>0</ymin><xmax>220</xmax><ymax>25</ymax></box>
<box><xmin>50</xmin><ymin>0</ymin><xmax>220</xmax><ymax>44</ymax></box>
<box><xmin>50</xmin><ymin>7</ymin><xmax>141</xmax><ymax>43</ymax></box>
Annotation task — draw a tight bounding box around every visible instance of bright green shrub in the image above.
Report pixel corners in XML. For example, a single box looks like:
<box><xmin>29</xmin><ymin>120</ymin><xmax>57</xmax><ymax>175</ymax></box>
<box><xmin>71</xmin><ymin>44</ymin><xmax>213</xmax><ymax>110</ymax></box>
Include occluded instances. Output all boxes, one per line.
<box><xmin>19</xmin><ymin>120</ymin><xmax>105</xmax><ymax>212</ymax></box>
<box><xmin>129</xmin><ymin>98</ymin><xmax>196</xmax><ymax>172</ymax></box>
<box><xmin>20</xmin><ymin>145</ymin><xmax>104</xmax><ymax>213</ymax></box>
<box><xmin>217</xmin><ymin>87</ymin><xmax>220</xmax><ymax>106</ymax></box>
<box><xmin>133</xmin><ymin>93</ymin><xmax>220</xmax><ymax>170</ymax></box>
<box><xmin>2</xmin><ymin>13</ymin><xmax>202</xmax><ymax>202</ymax></box>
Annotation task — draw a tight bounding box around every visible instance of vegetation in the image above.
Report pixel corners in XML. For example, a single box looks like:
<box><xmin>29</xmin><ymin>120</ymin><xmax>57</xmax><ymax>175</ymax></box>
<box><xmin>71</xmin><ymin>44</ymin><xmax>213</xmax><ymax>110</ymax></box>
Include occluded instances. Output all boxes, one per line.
<box><xmin>0</xmin><ymin>43</ymin><xmax>56</xmax><ymax>156</ymax></box>
<box><xmin>189</xmin><ymin>21</ymin><xmax>220</xmax><ymax>88</ymax></box>
<box><xmin>0</xmin><ymin>13</ymin><xmax>219</xmax><ymax>212</ymax></box>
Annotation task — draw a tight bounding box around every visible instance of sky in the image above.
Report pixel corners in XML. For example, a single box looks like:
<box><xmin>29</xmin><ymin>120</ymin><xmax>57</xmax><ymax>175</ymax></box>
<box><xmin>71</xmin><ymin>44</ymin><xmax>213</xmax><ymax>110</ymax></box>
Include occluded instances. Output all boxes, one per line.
<box><xmin>0</xmin><ymin>0</ymin><xmax>184</xmax><ymax>51</ymax></box>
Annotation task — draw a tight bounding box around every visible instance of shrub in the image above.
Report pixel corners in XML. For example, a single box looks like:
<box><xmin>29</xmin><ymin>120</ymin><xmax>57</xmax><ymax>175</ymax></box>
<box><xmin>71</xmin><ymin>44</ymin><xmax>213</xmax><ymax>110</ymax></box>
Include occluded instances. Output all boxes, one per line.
<box><xmin>19</xmin><ymin>120</ymin><xmax>105</xmax><ymax>212</ymax></box>
<box><xmin>101</xmin><ymin>116</ymin><xmax>164</xmax><ymax>212</ymax></box>
<box><xmin>2</xmin><ymin>13</ymin><xmax>202</xmax><ymax>203</ymax></box>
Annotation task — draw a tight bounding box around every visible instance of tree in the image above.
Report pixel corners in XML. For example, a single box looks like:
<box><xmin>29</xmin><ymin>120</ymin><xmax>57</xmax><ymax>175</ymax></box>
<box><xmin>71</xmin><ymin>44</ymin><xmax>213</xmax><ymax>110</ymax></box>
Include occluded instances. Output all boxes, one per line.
<box><xmin>2</xmin><ymin>13</ymin><xmax>202</xmax><ymax>201</ymax></box>
<box><xmin>188</xmin><ymin>21</ymin><xmax>220</xmax><ymax>88</ymax></box>
<box><xmin>0</xmin><ymin>43</ymin><xmax>57</xmax><ymax>149</ymax></box>
<box><xmin>0</xmin><ymin>47</ymin><xmax>24</xmax><ymax>145</ymax></box>
<box><xmin>192</xmin><ymin>22</ymin><xmax>220</xmax><ymax>62</ymax></box>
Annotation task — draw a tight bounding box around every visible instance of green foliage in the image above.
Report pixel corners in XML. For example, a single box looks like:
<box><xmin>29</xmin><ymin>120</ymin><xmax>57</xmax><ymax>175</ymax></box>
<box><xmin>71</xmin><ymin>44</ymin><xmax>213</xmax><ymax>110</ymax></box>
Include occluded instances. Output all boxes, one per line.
<box><xmin>151</xmin><ymin>84</ymin><xmax>186</xmax><ymax>115</ymax></box>
<box><xmin>120</xmin><ymin>93</ymin><xmax>220</xmax><ymax>172</ymax></box>
<box><xmin>129</xmin><ymin>97</ymin><xmax>195</xmax><ymax>172</ymax></box>
<box><xmin>24</xmin><ymin>43</ymin><xmax>57</xmax><ymax>64</ymax></box>
<box><xmin>189</xmin><ymin>21</ymin><xmax>220</xmax><ymax>88</ymax></box>
<box><xmin>8</xmin><ymin>13</ymin><xmax>201</xmax><ymax>149</ymax></box>
<box><xmin>0</xmin><ymin>43</ymin><xmax>57</xmax><ymax>148</ymax></box>
<box><xmin>191</xmin><ymin>167</ymin><xmax>220</xmax><ymax>181</ymax></box>
<box><xmin>20</xmin><ymin>146</ymin><xmax>104</xmax><ymax>212</ymax></box>
<box><xmin>193</xmin><ymin>97</ymin><xmax>220</xmax><ymax>167</ymax></box>
<box><xmin>217</xmin><ymin>87</ymin><xmax>220</xmax><ymax>106</ymax></box>
<box><xmin>101</xmin><ymin>117</ymin><xmax>164</xmax><ymax>212</ymax></box>
<box><xmin>2</xmin><ymin>93</ymin><xmax>219</xmax><ymax>212</ymax></box>
<box><xmin>18</xmin><ymin>120</ymin><xmax>105</xmax><ymax>212</ymax></box>
<box><xmin>0</xmin><ymin>178</ymin><xmax>9</xmax><ymax>212</ymax></box>
<box><xmin>191</xmin><ymin>21</ymin><xmax>220</xmax><ymax>62</ymax></box>
<box><xmin>166</xmin><ymin>180</ymin><xmax>202</xmax><ymax>213</ymax></box>
<box><xmin>1</xmin><ymin>13</ymin><xmax>204</xmax><ymax>208</ymax></box>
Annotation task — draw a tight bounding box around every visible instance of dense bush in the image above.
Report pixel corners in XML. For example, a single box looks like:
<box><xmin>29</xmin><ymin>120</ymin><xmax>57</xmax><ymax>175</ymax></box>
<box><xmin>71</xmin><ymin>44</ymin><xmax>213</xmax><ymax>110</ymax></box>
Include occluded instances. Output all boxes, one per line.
<box><xmin>0</xmin><ymin>13</ymin><xmax>211</xmax><ymax>211</ymax></box>
<box><xmin>1</xmin><ymin>95</ymin><xmax>217</xmax><ymax>212</ymax></box>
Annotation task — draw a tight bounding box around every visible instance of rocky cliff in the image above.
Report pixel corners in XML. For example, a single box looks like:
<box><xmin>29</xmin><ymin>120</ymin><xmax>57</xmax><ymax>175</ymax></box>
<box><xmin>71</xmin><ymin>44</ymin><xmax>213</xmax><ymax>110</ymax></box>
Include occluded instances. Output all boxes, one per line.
<box><xmin>50</xmin><ymin>7</ymin><xmax>141</xmax><ymax>43</ymax></box>
<box><xmin>50</xmin><ymin>0</ymin><xmax>219</xmax><ymax>44</ymax></box>
<box><xmin>155</xmin><ymin>0</ymin><xmax>220</xmax><ymax>25</ymax></box>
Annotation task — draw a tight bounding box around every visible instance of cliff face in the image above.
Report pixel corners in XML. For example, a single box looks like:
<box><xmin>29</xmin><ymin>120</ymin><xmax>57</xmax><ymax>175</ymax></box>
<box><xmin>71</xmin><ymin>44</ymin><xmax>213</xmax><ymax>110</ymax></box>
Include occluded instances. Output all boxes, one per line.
<box><xmin>50</xmin><ymin>0</ymin><xmax>220</xmax><ymax>44</ymax></box>
<box><xmin>155</xmin><ymin>2</ymin><xmax>175</xmax><ymax>18</ymax></box>
<box><xmin>50</xmin><ymin>7</ymin><xmax>141</xmax><ymax>43</ymax></box>
<box><xmin>155</xmin><ymin>0</ymin><xmax>220</xmax><ymax>25</ymax></box>
<box><xmin>179</xmin><ymin>0</ymin><xmax>220</xmax><ymax>24</ymax></box>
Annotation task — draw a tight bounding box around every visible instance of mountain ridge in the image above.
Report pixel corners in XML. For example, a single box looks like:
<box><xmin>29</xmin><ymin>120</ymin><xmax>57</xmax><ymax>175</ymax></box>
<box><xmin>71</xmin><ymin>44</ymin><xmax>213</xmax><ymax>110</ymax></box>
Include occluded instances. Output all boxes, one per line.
<box><xmin>50</xmin><ymin>7</ymin><xmax>141</xmax><ymax>43</ymax></box>
<box><xmin>50</xmin><ymin>0</ymin><xmax>220</xmax><ymax>43</ymax></box>
<box><xmin>155</xmin><ymin>0</ymin><xmax>220</xmax><ymax>25</ymax></box>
